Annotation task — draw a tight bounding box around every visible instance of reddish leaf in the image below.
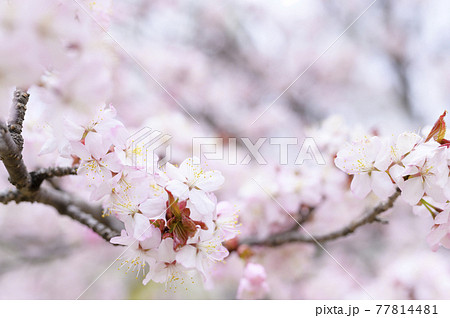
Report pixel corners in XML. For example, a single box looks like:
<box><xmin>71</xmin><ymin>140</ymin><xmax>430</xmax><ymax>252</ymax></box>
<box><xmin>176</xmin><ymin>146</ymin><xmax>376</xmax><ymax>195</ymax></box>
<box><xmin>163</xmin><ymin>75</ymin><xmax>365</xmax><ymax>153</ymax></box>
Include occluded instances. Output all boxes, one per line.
<box><xmin>426</xmin><ymin>111</ymin><xmax>447</xmax><ymax>143</ymax></box>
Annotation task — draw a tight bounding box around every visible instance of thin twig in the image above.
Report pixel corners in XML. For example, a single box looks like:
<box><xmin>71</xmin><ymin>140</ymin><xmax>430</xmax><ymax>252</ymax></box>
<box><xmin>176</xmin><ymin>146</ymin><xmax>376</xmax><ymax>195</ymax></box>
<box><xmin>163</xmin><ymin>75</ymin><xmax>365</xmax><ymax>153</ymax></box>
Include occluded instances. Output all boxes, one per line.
<box><xmin>31</xmin><ymin>187</ymin><xmax>120</xmax><ymax>242</ymax></box>
<box><xmin>0</xmin><ymin>189</ymin><xmax>22</xmax><ymax>204</ymax></box>
<box><xmin>29</xmin><ymin>166</ymin><xmax>78</xmax><ymax>190</ymax></box>
<box><xmin>240</xmin><ymin>189</ymin><xmax>400</xmax><ymax>247</ymax></box>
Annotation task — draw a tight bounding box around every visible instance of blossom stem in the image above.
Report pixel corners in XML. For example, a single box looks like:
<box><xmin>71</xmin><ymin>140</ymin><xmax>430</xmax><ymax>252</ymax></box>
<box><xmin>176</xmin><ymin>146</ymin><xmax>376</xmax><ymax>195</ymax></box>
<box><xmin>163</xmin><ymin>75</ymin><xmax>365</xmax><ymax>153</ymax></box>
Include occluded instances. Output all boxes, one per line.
<box><xmin>419</xmin><ymin>199</ymin><xmax>438</xmax><ymax>219</ymax></box>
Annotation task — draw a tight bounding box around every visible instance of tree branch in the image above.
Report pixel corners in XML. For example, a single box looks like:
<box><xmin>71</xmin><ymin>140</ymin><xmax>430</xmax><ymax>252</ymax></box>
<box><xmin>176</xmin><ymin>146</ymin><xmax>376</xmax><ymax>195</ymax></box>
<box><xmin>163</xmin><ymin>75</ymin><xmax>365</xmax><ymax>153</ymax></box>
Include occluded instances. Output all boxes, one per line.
<box><xmin>29</xmin><ymin>166</ymin><xmax>78</xmax><ymax>190</ymax></box>
<box><xmin>0</xmin><ymin>189</ymin><xmax>22</xmax><ymax>204</ymax></box>
<box><xmin>8</xmin><ymin>89</ymin><xmax>29</xmax><ymax>149</ymax></box>
<box><xmin>0</xmin><ymin>90</ymin><xmax>120</xmax><ymax>244</ymax></box>
<box><xmin>0</xmin><ymin>120</ymin><xmax>31</xmax><ymax>189</ymax></box>
<box><xmin>30</xmin><ymin>187</ymin><xmax>119</xmax><ymax>242</ymax></box>
<box><xmin>240</xmin><ymin>189</ymin><xmax>400</xmax><ymax>248</ymax></box>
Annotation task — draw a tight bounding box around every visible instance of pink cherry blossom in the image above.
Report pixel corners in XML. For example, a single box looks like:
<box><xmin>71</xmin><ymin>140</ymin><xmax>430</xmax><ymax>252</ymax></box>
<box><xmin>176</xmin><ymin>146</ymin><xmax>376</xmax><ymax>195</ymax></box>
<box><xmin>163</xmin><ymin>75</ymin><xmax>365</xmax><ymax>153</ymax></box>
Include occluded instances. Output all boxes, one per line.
<box><xmin>215</xmin><ymin>201</ymin><xmax>240</xmax><ymax>241</ymax></box>
<box><xmin>62</xmin><ymin>106</ymin><xmax>235</xmax><ymax>286</ymax></box>
<box><xmin>176</xmin><ymin>232</ymin><xmax>229</xmax><ymax>280</ymax></box>
<box><xmin>71</xmin><ymin>132</ymin><xmax>123</xmax><ymax>185</ymax></box>
<box><xmin>335</xmin><ymin>136</ymin><xmax>395</xmax><ymax>199</ymax></box>
<box><xmin>108</xmin><ymin>191</ymin><xmax>167</xmax><ymax>240</ymax></box>
<box><xmin>110</xmin><ymin>227</ymin><xmax>161</xmax><ymax>278</ymax></box>
<box><xmin>237</xmin><ymin>263</ymin><xmax>270</xmax><ymax>300</ymax></box>
<box><xmin>397</xmin><ymin>142</ymin><xmax>448</xmax><ymax>205</ymax></box>
<box><xmin>64</xmin><ymin>105</ymin><xmax>126</xmax><ymax>144</ymax></box>
<box><xmin>165</xmin><ymin>157</ymin><xmax>224</xmax><ymax>215</ymax></box>
<box><xmin>143</xmin><ymin>238</ymin><xmax>191</xmax><ymax>286</ymax></box>
<box><xmin>427</xmin><ymin>207</ymin><xmax>450</xmax><ymax>251</ymax></box>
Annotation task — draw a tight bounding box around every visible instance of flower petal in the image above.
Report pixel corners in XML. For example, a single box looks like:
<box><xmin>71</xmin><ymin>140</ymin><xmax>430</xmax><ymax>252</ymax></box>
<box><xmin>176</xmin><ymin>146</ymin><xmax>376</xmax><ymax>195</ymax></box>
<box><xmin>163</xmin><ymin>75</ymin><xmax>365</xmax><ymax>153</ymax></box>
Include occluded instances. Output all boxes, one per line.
<box><xmin>399</xmin><ymin>177</ymin><xmax>424</xmax><ymax>205</ymax></box>
<box><xmin>189</xmin><ymin>189</ymin><xmax>215</xmax><ymax>215</ymax></box>
<box><xmin>371</xmin><ymin>171</ymin><xmax>395</xmax><ymax>199</ymax></box>
<box><xmin>175</xmin><ymin>245</ymin><xmax>197</xmax><ymax>269</ymax></box>
<box><xmin>195</xmin><ymin>170</ymin><xmax>225</xmax><ymax>192</ymax></box>
<box><xmin>350</xmin><ymin>174</ymin><xmax>371</xmax><ymax>198</ymax></box>
<box><xmin>85</xmin><ymin>132</ymin><xmax>109</xmax><ymax>160</ymax></box>
<box><xmin>132</xmin><ymin>213</ymin><xmax>151</xmax><ymax>240</ymax></box>
<box><xmin>165</xmin><ymin>180</ymin><xmax>189</xmax><ymax>199</ymax></box>
<box><xmin>140</xmin><ymin>197</ymin><xmax>167</xmax><ymax>219</ymax></box>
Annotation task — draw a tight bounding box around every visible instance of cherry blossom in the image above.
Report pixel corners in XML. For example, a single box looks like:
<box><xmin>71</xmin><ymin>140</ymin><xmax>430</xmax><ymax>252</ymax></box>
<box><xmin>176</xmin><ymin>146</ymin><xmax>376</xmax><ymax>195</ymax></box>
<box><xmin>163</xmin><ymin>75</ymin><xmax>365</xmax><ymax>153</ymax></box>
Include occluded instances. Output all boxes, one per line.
<box><xmin>64</xmin><ymin>105</ymin><xmax>126</xmax><ymax>143</ymax></box>
<box><xmin>215</xmin><ymin>201</ymin><xmax>240</xmax><ymax>241</ymax></box>
<box><xmin>176</xmin><ymin>231</ymin><xmax>230</xmax><ymax>279</ymax></box>
<box><xmin>143</xmin><ymin>238</ymin><xmax>192</xmax><ymax>286</ymax></box>
<box><xmin>62</xmin><ymin>109</ymin><xmax>234</xmax><ymax>286</ymax></box>
<box><xmin>427</xmin><ymin>206</ymin><xmax>450</xmax><ymax>251</ymax></box>
<box><xmin>165</xmin><ymin>157</ymin><xmax>225</xmax><ymax>215</ymax></box>
<box><xmin>111</xmin><ymin>227</ymin><xmax>160</xmax><ymax>279</ymax></box>
<box><xmin>71</xmin><ymin>133</ymin><xmax>122</xmax><ymax>185</ymax></box>
<box><xmin>237</xmin><ymin>263</ymin><xmax>270</xmax><ymax>300</ymax></box>
<box><xmin>397</xmin><ymin>142</ymin><xmax>448</xmax><ymax>205</ymax></box>
<box><xmin>335</xmin><ymin>111</ymin><xmax>450</xmax><ymax>256</ymax></box>
<box><xmin>335</xmin><ymin>136</ymin><xmax>395</xmax><ymax>199</ymax></box>
<box><xmin>387</xmin><ymin>132</ymin><xmax>422</xmax><ymax>181</ymax></box>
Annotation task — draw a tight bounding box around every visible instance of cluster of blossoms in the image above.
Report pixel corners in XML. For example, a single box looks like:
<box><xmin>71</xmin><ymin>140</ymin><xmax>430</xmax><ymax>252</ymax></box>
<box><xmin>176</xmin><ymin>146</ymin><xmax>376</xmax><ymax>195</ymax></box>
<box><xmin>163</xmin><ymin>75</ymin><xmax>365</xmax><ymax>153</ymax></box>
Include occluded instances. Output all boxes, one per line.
<box><xmin>59</xmin><ymin>106</ymin><xmax>239</xmax><ymax>287</ymax></box>
<box><xmin>335</xmin><ymin>111</ymin><xmax>450</xmax><ymax>251</ymax></box>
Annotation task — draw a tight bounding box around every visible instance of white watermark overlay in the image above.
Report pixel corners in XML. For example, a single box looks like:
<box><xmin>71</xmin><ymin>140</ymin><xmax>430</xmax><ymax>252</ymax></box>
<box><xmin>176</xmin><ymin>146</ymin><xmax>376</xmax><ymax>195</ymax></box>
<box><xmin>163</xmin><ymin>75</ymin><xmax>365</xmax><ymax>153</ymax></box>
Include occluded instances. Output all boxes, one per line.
<box><xmin>128</xmin><ymin>127</ymin><xmax>172</xmax><ymax>173</ymax></box>
<box><xmin>192</xmin><ymin>137</ymin><xmax>326</xmax><ymax>165</ymax></box>
<box><xmin>128</xmin><ymin>128</ymin><xmax>326</xmax><ymax>169</ymax></box>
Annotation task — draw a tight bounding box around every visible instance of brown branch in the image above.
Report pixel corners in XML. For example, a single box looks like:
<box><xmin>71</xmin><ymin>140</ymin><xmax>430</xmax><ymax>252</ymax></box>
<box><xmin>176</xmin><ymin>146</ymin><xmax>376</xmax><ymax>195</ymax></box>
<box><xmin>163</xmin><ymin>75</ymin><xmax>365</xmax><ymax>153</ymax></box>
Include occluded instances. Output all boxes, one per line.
<box><xmin>0</xmin><ymin>90</ymin><xmax>120</xmax><ymax>244</ymax></box>
<box><xmin>30</xmin><ymin>187</ymin><xmax>119</xmax><ymax>242</ymax></box>
<box><xmin>0</xmin><ymin>189</ymin><xmax>22</xmax><ymax>204</ymax></box>
<box><xmin>291</xmin><ymin>205</ymin><xmax>315</xmax><ymax>230</ymax></box>
<box><xmin>29</xmin><ymin>166</ymin><xmax>78</xmax><ymax>190</ymax></box>
<box><xmin>8</xmin><ymin>89</ymin><xmax>29</xmax><ymax>149</ymax></box>
<box><xmin>0</xmin><ymin>121</ymin><xmax>31</xmax><ymax>189</ymax></box>
<box><xmin>240</xmin><ymin>189</ymin><xmax>400</xmax><ymax>248</ymax></box>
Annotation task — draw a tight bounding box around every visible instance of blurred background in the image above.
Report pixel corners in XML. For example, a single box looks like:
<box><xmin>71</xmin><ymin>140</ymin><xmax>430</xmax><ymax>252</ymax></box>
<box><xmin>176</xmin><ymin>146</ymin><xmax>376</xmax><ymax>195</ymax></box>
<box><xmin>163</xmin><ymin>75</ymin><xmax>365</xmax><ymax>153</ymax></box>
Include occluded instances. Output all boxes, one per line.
<box><xmin>1</xmin><ymin>0</ymin><xmax>450</xmax><ymax>299</ymax></box>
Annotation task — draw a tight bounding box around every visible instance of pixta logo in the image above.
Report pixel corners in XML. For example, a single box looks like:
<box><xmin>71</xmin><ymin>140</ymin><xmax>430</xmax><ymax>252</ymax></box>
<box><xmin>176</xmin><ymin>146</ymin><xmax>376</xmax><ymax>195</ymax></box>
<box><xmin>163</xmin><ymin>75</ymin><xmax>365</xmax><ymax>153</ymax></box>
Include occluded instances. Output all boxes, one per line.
<box><xmin>128</xmin><ymin>127</ymin><xmax>172</xmax><ymax>173</ymax></box>
<box><xmin>192</xmin><ymin>137</ymin><xmax>326</xmax><ymax>165</ymax></box>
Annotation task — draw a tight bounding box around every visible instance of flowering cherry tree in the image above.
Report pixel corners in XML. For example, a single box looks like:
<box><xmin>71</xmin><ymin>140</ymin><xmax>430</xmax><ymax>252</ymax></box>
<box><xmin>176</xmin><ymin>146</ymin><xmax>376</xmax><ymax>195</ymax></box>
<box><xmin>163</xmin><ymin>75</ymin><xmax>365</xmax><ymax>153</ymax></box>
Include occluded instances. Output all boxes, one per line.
<box><xmin>3</xmin><ymin>88</ymin><xmax>449</xmax><ymax>297</ymax></box>
<box><xmin>1</xmin><ymin>0</ymin><xmax>450</xmax><ymax>300</ymax></box>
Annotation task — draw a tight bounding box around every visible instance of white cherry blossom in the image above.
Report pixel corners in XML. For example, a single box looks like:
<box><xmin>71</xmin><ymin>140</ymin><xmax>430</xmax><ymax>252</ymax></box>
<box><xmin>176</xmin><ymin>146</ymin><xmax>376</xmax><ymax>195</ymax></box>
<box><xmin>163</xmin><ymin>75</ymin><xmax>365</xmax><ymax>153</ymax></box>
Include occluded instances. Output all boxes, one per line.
<box><xmin>427</xmin><ymin>207</ymin><xmax>450</xmax><ymax>251</ymax></box>
<box><xmin>165</xmin><ymin>157</ymin><xmax>224</xmax><ymax>215</ymax></box>
<box><xmin>71</xmin><ymin>132</ymin><xmax>122</xmax><ymax>185</ymax></box>
<box><xmin>397</xmin><ymin>142</ymin><xmax>448</xmax><ymax>205</ymax></box>
<box><xmin>335</xmin><ymin>136</ymin><xmax>395</xmax><ymax>199</ymax></box>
